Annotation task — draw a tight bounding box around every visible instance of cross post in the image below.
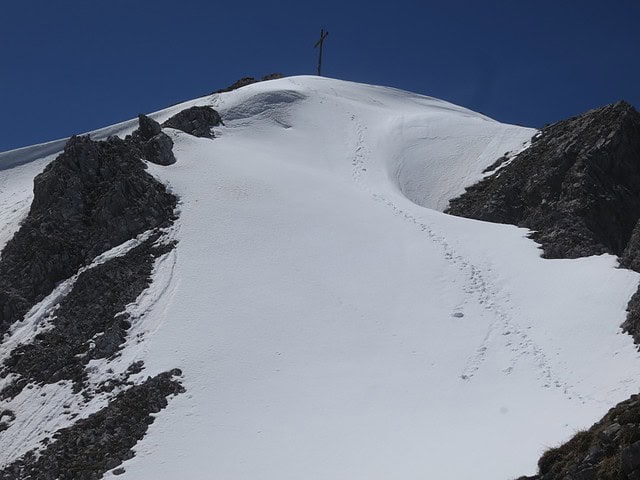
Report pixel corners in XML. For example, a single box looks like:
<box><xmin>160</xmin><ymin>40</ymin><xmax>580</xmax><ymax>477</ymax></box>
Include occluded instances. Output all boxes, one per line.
<box><xmin>314</xmin><ymin>28</ymin><xmax>329</xmax><ymax>76</ymax></box>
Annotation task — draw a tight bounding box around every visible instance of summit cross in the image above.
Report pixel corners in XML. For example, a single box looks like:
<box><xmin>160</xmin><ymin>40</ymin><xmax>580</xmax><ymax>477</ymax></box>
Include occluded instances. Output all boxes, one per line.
<box><xmin>314</xmin><ymin>28</ymin><xmax>329</xmax><ymax>76</ymax></box>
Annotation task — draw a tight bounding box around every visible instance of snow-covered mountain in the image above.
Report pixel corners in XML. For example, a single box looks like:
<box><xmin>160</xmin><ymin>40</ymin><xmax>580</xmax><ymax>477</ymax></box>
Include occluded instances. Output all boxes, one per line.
<box><xmin>0</xmin><ymin>76</ymin><xmax>639</xmax><ymax>480</ymax></box>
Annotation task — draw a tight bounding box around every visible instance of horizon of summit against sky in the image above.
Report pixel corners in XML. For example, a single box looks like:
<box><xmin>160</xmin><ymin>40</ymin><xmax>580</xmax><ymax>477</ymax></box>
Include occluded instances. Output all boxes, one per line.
<box><xmin>1</xmin><ymin>0</ymin><xmax>639</xmax><ymax>152</ymax></box>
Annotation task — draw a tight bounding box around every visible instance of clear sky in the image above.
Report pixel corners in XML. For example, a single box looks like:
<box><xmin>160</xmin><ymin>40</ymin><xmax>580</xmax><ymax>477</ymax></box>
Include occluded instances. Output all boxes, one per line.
<box><xmin>1</xmin><ymin>0</ymin><xmax>639</xmax><ymax>152</ymax></box>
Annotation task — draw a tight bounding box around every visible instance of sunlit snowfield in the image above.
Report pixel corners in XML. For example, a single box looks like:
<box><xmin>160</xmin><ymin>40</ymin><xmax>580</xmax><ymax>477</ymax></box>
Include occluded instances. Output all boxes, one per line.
<box><xmin>1</xmin><ymin>76</ymin><xmax>638</xmax><ymax>480</ymax></box>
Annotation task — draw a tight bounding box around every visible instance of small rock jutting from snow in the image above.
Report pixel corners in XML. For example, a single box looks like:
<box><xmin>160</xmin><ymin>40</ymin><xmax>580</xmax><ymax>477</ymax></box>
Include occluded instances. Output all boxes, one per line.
<box><xmin>213</xmin><ymin>73</ymin><xmax>284</xmax><ymax>94</ymax></box>
<box><xmin>162</xmin><ymin>106</ymin><xmax>223</xmax><ymax>139</ymax></box>
<box><xmin>137</xmin><ymin>114</ymin><xmax>162</xmax><ymax>140</ymax></box>
<box><xmin>132</xmin><ymin>114</ymin><xmax>176</xmax><ymax>166</ymax></box>
<box><xmin>141</xmin><ymin>130</ymin><xmax>176</xmax><ymax>166</ymax></box>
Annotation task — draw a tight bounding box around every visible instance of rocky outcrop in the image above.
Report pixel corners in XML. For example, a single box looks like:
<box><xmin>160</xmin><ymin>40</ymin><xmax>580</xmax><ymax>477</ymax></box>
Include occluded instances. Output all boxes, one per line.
<box><xmin>517</xmin><ymin>394</ymin><xmax>640</xmax><ymax>480</ymax></box>
<box><xmin>446</xmin><ymin>101</ymin><xmax>640</xmax><ymax>479</ymax></box>
<box><xmin>132</xmin><ymin>114</ymin><xmax>176</xmax><ymax>166</ymax></box>
<box><xmin>0</xmin><ymin>114</ymin><xmax>182</xmax><ymax>479</ymax></box>
<box><xmin>0</xmin><ymin>236</ymin><xmax>174</xmax><ymax>399</ymax></box>
<box><xmin>137</xmin><ymin>114</ymin><xmax>161</xmax><ymax>139</ymax></box>
<box><xmin>447</xmin><ymin>101</ymin><xmax>640</xmax><ymax>259</ymax></box>
<box><xmin>445</xmin><ymin>102</ymin><xmax>640</xmax><ymax>478</ymax></box>
<box><xmin>213</xmin><ymin>73</ymin><xmax>284</xmax><ymax>94</ymax></box>
<box><xmin>141</xmin><ymin>131</ymin><xmax>176</xmax><ymax>165</ymax></box>
<box><xmin>162</xmin><ymin>106</ymin><xmax>223</xmax><ymax>138</ymax></box>
<box><xmin>0</xmin><ymin>126</ymin><xmax>176</xmax><ymax>338</ymax></box>
<box><xmin>0</xmin><ymin>370</ymin><xmax>184</xmax><ymax>480</ymax></box>
<box><xmin>447</xmin><ymin>101</ymin><xmax>640</xmax><ymax>346</ymax></box>
<box><xmin>216</xmin><ymin>76</ymin><xmax>259</xmax><ymax>93</ymax></box>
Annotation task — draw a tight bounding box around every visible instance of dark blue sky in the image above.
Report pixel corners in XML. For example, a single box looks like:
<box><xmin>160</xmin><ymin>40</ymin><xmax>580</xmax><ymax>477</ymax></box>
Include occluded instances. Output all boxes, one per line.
<box><xmin>1</xmin><ymin>0</ymin><xmax>639</xmax><ymax>152</ymax></box>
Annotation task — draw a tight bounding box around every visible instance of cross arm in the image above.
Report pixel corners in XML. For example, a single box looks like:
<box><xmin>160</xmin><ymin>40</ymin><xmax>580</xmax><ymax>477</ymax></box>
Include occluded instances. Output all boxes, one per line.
<box><xmin>314</xmin><ymin>31</ymin><xmax>329</xmax><ymax>48</ymax></box>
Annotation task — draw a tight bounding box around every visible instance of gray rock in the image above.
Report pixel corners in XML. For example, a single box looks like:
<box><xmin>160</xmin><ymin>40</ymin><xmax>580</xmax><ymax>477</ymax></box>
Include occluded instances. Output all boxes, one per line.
<box><xmin>142</xmin><ymin>132</ymin><xmax>176</xmax><ymax>166</ymax></box>
<box><xmin>569</xmin><ymin>466</ymin><xmax>597</xmax><ymax>480</ymax></box>
<box><xmin>447</xmin><ymin>101</ymin><xmax>640</xmax><ymax>260</ymax></box>
<box><xmin>0</xmin><ymin>135</ymin><xmax>177</xmax><ymax>338</ymax></box>
<box><xmin>601</xmin><ymin>422</ymin><xmax>622</xmax><ymax>440</ymax></box>
<box><xmin>582</xmin><ymin>443</ymin><xmax>604</xmax><ymax>464</ymax></box>
<box><xmin>624</xmin><ymin>289</ymin><xmax>640</xmax><ymax>344</ymax></box>
<box><xmin>0</xmin><ymin>370</ymin><xmax>184</xmax><ymax>480</ymax></box>
<box><xmin>622</xmin><ymin>220</ymin><xmax>640</xmax><ymax>271</ymax></box>
<box><xmin>136</xmin><ymin>114</ymin><xmax>161</xmax><ymax>141</ymax></box>
<box><xmin>622</xmin><ymin>440</ymin><xmax>640</xmax><ymax>474</ymax></box>
<box><xmin>0</xmin><ymin>236</ymin><xmax>175</xmax><ymax>399</ymax></box>
<box><xmin>0</xmin><ymin>110</ymin><xmax>182</xmax><ymax>479</ymax></box>
<box><xmin>213</xmin><ymin>73</ymin><xmax>284</xmax><ymax>94</ymax></box>
<box><xmin>162</xmin><ymin>106</ymin><xmax>223</xmax><ymax>138</ymax></box>
<box><xmin>446</xmin><ymin>101</ymin><xmax>640</xmax><ymax>345</ymax></box>
<box><xmin>261</xmin><ymin>73</ymin><xmax>284</xmax><ymax>81</ymax></box>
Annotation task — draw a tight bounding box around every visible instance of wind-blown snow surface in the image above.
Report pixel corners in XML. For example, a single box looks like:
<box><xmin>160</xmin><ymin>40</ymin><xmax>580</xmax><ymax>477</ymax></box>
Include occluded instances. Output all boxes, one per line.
<box><xmin>2</xmin><ymin>76</ymin><xmax>640</xmax><ymax>479</ymax></box>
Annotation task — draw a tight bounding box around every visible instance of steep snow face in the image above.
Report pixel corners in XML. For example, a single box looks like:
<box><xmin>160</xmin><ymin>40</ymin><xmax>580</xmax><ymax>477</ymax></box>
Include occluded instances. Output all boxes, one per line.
<box><xmin>1</xmin><ymin>76</ymin><xmax>639</xmax><ymax>480</ymax></box>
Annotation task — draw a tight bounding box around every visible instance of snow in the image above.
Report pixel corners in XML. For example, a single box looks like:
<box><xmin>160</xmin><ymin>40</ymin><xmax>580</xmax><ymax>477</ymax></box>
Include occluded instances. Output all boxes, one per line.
<box><xmin>0</xmin><ymin>229</ymin><xmax>167</xmax><ymax>464</ymax></box>
<box><xmin>2</xmin><ymin>76</ymin><xmax>640</xmax><ymax>479</ymax></box>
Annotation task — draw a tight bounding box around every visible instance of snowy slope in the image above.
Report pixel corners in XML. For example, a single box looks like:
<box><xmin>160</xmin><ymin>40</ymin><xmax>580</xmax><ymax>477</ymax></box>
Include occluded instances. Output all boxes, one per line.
<box><xmin>1</xmin><ymin>76</ymin><xmax>639</xmax><ymax>480</ymax></box>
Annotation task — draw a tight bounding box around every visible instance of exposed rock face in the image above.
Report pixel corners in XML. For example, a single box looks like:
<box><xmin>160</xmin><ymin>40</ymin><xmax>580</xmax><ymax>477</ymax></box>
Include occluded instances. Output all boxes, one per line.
<box><xmin>0</xmin><ymin>370</ymin><xmax>184</xmax><ymax>480</ymax></box>
<box><xmin>162</xmin><ymin>106</ymin><xmax>223</xmax><ymax>138</ymax></box>
<box><xmin>0</xmin><ymin>114</ymin><xmax>183</xmax><ymax>479</ymax></box>
<box><xmin>447</xmin><ymin>101</ymin><xmax>640</xmax><ymax>346</ymax></box>
<box><xmin>0</xmin><ymin>132</ymin><xmax>176</xmax><ymax>338</ymax></box>
<box><xmin>517</xmin><ymin>394</ymin><xmax>640</xmax><ymax>480</ymax></box>
<box><xmin>0</xmin><ymin>236</ymin><xmax>174</xmax><ymax>399</ymax></box>
<box><xmin>447</xmin><ymin>101</ymin><xmax>640</xmax><ymax>260</ymax></box>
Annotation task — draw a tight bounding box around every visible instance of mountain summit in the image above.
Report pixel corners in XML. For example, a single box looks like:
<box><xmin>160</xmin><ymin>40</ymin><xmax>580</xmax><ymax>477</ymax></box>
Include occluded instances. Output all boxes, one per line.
<box><xmin>0</xmin><ymin>76</ymin><xmax>638</xmax><ymax>480</ymax></box>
